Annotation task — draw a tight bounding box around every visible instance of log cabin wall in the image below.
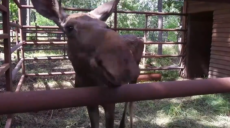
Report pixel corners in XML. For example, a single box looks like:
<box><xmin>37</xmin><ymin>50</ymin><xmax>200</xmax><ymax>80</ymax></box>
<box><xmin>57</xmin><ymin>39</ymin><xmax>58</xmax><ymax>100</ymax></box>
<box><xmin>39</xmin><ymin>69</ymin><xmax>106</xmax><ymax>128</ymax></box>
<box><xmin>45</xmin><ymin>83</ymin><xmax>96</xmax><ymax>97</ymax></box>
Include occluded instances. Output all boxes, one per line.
<box><xmin>186</xmin><ymin>0</ymin><xmax>230</xmax><ymax>78</ymax></box>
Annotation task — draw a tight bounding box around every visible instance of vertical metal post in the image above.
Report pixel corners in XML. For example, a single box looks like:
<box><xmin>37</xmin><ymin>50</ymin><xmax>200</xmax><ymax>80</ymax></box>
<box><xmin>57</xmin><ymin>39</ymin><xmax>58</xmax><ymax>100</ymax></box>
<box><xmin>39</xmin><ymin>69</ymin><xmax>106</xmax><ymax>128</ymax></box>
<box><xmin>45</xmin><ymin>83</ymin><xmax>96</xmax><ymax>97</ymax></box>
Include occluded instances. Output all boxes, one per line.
<box><xmin>18</xmin><ymin>0</ymin><xmax>25</xmax><ymax>75</ymax></box>
<box><xmin>2</xmin><ymin>0</ymin><xmax>12</xmax><ymax>91</ymax></box>
<box><xmin>114</xmin><ymin>4</ymin><xmax>117</xmax><ymax>31</ymax></box>
<box><xmin>15</xmin><ymin>21</ymin><xmax>20</xmax><ymax>62</ymax></box>
<box><xmin>35</xmin><ymin>23</ymin><xmax>37</xmax><ymax>41</ymax></box>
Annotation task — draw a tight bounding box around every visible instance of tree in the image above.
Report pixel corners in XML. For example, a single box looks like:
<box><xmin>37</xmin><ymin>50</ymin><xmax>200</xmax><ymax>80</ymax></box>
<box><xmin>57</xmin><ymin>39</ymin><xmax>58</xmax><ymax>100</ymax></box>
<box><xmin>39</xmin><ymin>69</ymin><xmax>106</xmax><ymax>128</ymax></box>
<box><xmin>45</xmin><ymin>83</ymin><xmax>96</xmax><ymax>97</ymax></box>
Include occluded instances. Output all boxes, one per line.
<box><xmin>157</xmin><ymin>0</ymin><xmax>163</xmax><ymax>55</ymax></box>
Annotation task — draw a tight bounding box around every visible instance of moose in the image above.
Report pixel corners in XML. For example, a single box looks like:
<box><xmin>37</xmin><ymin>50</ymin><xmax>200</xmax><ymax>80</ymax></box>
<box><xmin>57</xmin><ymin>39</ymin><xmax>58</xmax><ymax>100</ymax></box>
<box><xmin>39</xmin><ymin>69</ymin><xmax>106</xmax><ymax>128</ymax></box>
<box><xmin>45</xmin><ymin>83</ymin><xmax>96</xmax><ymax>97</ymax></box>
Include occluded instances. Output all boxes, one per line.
<box><xmin>31</xmin><ymin>0</ymin><xmax>144</xmax><ymax>128</ymax></box>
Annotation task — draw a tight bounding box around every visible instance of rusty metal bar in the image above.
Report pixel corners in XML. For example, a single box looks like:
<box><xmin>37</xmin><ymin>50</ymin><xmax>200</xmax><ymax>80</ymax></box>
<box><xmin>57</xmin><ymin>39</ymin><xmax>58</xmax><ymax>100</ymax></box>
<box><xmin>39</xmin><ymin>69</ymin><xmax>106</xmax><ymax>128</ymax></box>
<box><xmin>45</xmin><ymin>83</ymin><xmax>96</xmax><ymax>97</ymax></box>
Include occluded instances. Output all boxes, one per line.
<box><xmin>10</xmin><ymin>42</ymin><xmax>23</xmax><ymax>53</ymax></box>
<box><xmin>25</xmin><ymin>71</ymin><xmax>75</xmax><ymax>76</ymax></box>
<box><xmin>115</xmin><ymin>28</ymin><xmax>186</xmax><ymax>31</ymax></box>
<box><xmin>0</xmin><ymin>63</ymin><xmax>10</xmax><ymax>77</ymax></box>
<box><xmin>140</xmin><ymin>66</ymin><xmax>184</xmax><ymax>71</ymax></box>
<box><xmin>23</xmin><ymin>41</ymin><xmax>185</xmax><ymax>45</ymax></box>
<box><xmin>25</xmin><ymin>72</ymin><xmax>160</xmax><ymax>81</ymax></box>
<box><xmin>15</xmin><ymin>75</ymin><xmax>25</xmax><ymax>92</ymax></box>
<box><xmin>0</xmin><ymin>4</ymin><xmax>7</xmax><ymax>12</ymax></box>
<box><xmin>24</xmin><ymin>41</ymin><xmax>67</xmax><ymax>45</ymax></box>
<box><xmin>0</xmin><ymin>34</ymin><xmax>9</xmax><ymax>39</ymax></box>
<box><xmin>20</xmin><ymin>5</ymin><xmax>187</xmax><ymax>15</ymax></box>
<box><xmin>24</xmin><ymin>56</ymin><xmax>68</xmax><ymax>61</ymax></box>
<box><xmin>142</xmin><ymin>55</ymin><xmax>184</xmax><ymax>58</ymax></box>
<box><xmin>4</xmin><ymin>115</ymin><xmax>12</xmax><ymax>128</ymax></box>
<box><xmin>15</xmin><ymin>22</ymin><xmax>20</xmax><ymax>62</ymax></box>
<box><xmin>24</xmin><ymin>47</ymin><xmax>65</xmax><ymax>51</ymax></box>
<box><xmin>144</xmin><ymin>41</ymin><xmax>186</xmax><ymax>44</ymax></box>
<box><xmin>114</xmin><ymin>1</ymin><xmax>117</xmax><ymax>31</ymax></box>
<box><xmin>138</xmin><ymin>74</ymin><xmax>161</xmax><ymax>81</ymax></box>
<box><xmin>23</xmin><ymin>30</ymin><xmax>63</xmax><ymax>34</ymax></box>
<box><xmin>12</xmin><ymin>0</ymin><xmax>21</xmax><ymax>8</ymax></box>
<box><xmin>23</xmin><ymin>28</ymin><xmax>185</xmax><ymax>32</ymax></box>
<box><xmin>1</xmin><ymin>77</ymin><xmax>230</xmax><ymax>115</ymax></box>
<box><xmin>3</xmin><ymin>0</ymin><xmax>12</xmax><ymax>92</ymax></box>
<box><xmin>4</xmin><ymin>75</ymin><xmax>25</xmax><ymax>128</ymax></box>
<box><xmin>9</xmin><ymin>22</ymin><xmax>22</xmax><ymax>28</ymax></box>
<box><xmin>22</xmin><ymin>25</ymin><xmax>60</xmax><ymax>28</ymax></box>
<box><xmin>12</xmin><ymin>59</ymin><xmax>23</xmax><ymax>80</ymax></box>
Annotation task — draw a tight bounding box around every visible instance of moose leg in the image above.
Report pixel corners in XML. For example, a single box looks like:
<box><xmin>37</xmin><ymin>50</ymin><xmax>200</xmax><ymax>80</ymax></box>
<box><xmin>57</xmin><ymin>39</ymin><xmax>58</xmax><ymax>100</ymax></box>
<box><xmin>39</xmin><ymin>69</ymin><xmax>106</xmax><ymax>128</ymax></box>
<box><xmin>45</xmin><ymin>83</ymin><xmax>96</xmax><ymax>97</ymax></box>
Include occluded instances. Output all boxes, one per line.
<box><xmin>102</xmin><ymin>103</ymin><xmax>115</xmax><ymax>128</ymax></box>
<box><xmin>119</xmin><ymin>79</ymin><xmax>137</xmax><ymax>128</ymax></box>
<box><xmin>87</xmin><ymin>106</ymin><xmax>100</xmax><ymax>128</ymax></box>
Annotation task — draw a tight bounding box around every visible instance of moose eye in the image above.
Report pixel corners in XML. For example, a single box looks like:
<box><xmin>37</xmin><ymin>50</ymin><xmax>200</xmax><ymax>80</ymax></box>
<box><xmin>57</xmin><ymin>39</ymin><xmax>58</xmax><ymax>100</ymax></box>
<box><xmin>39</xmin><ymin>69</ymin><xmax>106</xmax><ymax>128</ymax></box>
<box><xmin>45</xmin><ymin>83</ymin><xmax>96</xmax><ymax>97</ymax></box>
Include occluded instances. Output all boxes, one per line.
<box><xmin>65</xmin><ymin>26</ymin><xmax>74</xmax><ymax>33</ymax></box>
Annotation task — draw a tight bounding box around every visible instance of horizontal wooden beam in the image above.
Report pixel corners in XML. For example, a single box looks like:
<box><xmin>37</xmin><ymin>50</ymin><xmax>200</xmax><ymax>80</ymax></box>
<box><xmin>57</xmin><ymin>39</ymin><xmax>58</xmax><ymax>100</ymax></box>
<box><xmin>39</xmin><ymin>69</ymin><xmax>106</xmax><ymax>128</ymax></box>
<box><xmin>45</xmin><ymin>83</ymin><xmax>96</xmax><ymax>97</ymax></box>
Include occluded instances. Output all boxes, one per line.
<box><xmin>191</xmin><ymin>0</ymin><xmax>230</xmax><ymax>3</ymax></box>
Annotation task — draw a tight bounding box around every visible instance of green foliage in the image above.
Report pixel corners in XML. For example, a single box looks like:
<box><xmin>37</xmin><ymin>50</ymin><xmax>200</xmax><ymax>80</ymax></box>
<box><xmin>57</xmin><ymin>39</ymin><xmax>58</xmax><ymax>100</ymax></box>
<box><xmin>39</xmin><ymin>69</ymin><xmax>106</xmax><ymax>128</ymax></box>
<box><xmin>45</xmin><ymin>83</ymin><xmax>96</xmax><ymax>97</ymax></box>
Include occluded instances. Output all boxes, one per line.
<box><xmin>9</xmin><ymin>0</ymin><xmax>18</xmax><ymax>21</ymax></box>
<box><xmin>31</xmin><ymin>11</ymin><xmax>56</xmax><ymax>26</ymax></box>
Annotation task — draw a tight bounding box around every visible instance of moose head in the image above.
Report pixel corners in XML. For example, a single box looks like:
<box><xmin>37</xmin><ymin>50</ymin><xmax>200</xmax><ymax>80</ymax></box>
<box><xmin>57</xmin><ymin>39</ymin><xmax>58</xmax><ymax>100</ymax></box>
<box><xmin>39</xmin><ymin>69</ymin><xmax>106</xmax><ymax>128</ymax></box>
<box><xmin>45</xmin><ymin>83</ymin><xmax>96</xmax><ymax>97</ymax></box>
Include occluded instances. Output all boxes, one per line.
<box><xmin>31</xmin><ymin>0</ymin><xmax>141</xmax><ymax>128</ymax></box>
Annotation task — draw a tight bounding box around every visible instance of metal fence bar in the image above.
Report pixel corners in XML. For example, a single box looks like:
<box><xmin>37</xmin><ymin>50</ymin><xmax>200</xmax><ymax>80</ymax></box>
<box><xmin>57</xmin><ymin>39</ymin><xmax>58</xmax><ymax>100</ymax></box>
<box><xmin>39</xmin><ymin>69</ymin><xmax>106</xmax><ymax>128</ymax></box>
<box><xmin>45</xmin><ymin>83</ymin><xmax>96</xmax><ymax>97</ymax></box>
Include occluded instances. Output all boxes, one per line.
<box><xmin>1</xmin><ymin>77</ymin><xmax>230</xmax><ymax>115</ymax></box>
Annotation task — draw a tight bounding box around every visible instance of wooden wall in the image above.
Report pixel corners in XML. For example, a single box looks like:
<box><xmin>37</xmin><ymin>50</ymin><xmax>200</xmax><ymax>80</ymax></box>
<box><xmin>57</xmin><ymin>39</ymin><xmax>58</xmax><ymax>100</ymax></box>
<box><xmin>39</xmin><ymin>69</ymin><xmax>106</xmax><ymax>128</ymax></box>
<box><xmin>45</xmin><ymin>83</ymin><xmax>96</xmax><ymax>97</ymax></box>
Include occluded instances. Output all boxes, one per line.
<box><xmin>187</xmin><ymin>0</ymin><xmax>230</xmax><ymax>78</ymax></box>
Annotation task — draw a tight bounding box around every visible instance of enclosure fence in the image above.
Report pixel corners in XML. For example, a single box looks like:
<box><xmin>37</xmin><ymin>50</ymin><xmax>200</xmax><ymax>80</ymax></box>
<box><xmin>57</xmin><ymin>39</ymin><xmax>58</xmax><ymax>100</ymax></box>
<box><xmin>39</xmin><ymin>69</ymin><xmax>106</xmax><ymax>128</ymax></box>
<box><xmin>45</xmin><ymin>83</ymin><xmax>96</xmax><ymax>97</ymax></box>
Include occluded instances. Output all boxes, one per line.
<box><xmin>0</xmin><ymin>0</ymin><xmax>193</xmax><ymax>128</ymax></box>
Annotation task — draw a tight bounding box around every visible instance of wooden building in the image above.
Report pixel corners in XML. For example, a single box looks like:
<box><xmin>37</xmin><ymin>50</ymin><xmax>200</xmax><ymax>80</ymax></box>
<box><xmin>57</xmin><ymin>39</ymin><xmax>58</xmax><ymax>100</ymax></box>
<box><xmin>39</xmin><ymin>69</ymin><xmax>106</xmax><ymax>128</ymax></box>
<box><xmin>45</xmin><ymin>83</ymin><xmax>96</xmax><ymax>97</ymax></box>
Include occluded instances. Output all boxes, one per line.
<box><xmin>183</xmin><ymin>0</ymin><xmax>230</xmax><ymax>79</ymax></box>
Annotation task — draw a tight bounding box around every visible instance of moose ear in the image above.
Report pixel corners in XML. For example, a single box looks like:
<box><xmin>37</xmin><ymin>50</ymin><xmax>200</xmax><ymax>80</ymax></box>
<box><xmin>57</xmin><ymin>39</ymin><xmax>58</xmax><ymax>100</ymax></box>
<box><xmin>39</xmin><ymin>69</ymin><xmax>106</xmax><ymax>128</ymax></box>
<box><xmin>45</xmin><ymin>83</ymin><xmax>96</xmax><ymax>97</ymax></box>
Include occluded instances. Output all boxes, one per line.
<box><xmin>31</xmin><ymin>0</ymin><xmax>67</xmax><ymax>27</ymax></box>
<box><xmin>88</xmin><ymin>0</ymin><xmax>120</xmax><ymax>22</ymax></box>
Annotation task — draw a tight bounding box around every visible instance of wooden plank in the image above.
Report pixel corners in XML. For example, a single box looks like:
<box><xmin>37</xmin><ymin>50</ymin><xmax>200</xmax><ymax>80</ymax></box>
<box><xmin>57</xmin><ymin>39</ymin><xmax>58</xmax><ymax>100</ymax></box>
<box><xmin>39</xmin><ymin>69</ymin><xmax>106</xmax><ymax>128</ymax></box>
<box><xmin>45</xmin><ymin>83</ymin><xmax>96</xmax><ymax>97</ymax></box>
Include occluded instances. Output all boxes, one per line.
<box><xmin>213</xmin><ymin>28</ymin><xmax>230</xmax><ymax>33</ymax></box>
<box><xmin>213</xmin><ymin>13</ymin><xmax>230</xmax><ymax>19</ymax></box>
<box><xmin>210</xmin><ymin>58</ymin><xmax>230</xmax><ymax>66</ymax></box>
<box><xmin>212</xmin><ymin>38</ymin><xmax>230</xmax><ymax>42</ymax></box>
<box><xmin>211</xmin><ymin>50</ymin><xmax>230</xmax><ymax>57</ymax></box>
<box><xmin>212</xmin><ymin>33</ymin><xmax>230</xmax><ymax>38</ymax></box>
<box><xmin>209</xmin><ymin>67</ymin><xmax>230</xmax><ymax>76</ymax></box>
<box><xmin>211</xmin><ymin>54</ymin><xmax>230</xmax><ymax>61</ymax></box>
<box><xmin>208</xmin><ymin>71</ymin><xmax>228</xmax><ymax>78</ymax></box>
<box><xmin>211</xmin><ymin>46</ymin><xmax>230</xmax><ymax>52</ymax></box>
<box><xmin>0</xmin><ymin>63</ymin><xmax>10</xmax><ymax>77</ymax></box>
<box><xmin>210</xmin><ymin>63</ymin><xmax>230</xmax><ymax>71</ymax></box>
<box><xmin>212</xmin><ymin>42</ymin><xmax>230</xmax><ymax>47</ymax></box>
<box><xmin>213</xmin><ymin>19</ymin><xmax>230</xmax><ymax>23</ymax></box>
<box><xmin>214</xmin><ymin>9</ymin><xmax>230</xmax><ymax>15</ymax></box>
<box><xmin>213</xmin><ymin>23</ymin><xmax>230</xmax><ymax>28</ymax></box>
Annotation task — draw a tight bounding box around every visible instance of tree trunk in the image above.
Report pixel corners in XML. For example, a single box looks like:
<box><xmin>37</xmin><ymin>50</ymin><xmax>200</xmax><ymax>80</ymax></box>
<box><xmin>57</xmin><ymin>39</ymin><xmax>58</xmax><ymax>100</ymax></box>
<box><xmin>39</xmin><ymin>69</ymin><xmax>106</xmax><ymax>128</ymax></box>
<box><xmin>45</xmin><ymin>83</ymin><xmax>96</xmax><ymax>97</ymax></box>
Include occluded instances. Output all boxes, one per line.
<box><xmin>157</xmin><ymin>0</ymin><xmax>163</xmax><ymax>55</ymax></box>
<box><xmin>20</xmin><ymin>0</ymin><xmax>27</xmax><ymax>40</ymax></box>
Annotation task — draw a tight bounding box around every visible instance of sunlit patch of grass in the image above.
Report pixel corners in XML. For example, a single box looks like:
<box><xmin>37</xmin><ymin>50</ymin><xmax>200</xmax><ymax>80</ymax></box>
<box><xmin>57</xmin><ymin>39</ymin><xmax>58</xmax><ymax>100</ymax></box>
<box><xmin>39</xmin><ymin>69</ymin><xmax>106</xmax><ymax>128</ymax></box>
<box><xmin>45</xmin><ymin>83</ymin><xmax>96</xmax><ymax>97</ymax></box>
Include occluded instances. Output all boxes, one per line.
<box><xmin>24</xmin><ymin>50</ymin><xmax>64</xmax><ymax>58</ymax></box>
